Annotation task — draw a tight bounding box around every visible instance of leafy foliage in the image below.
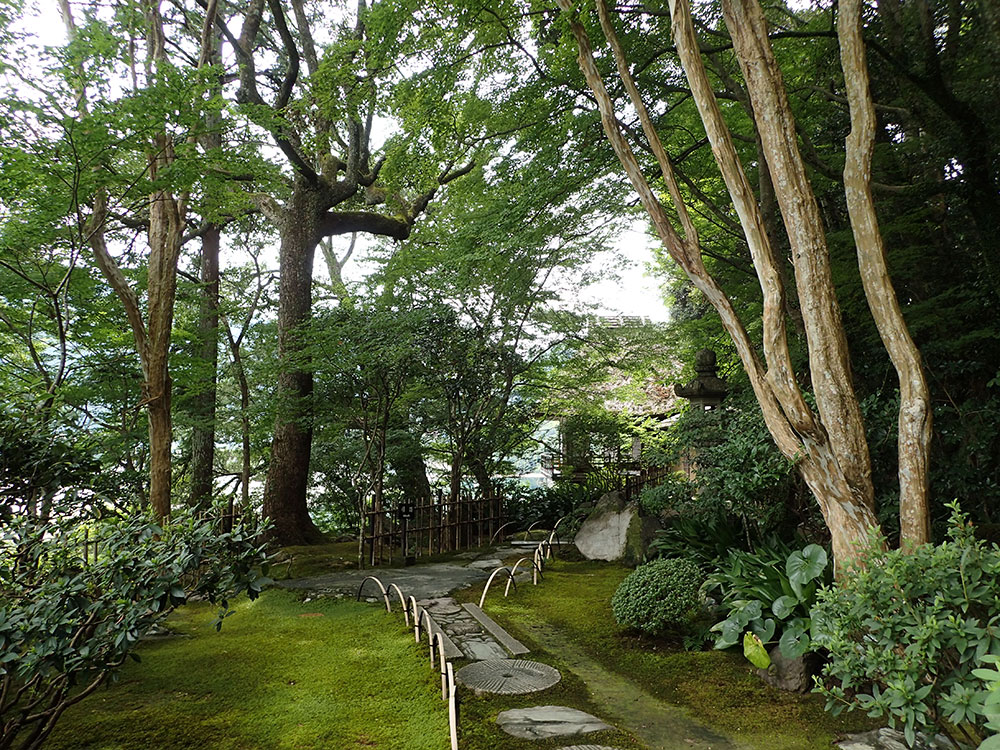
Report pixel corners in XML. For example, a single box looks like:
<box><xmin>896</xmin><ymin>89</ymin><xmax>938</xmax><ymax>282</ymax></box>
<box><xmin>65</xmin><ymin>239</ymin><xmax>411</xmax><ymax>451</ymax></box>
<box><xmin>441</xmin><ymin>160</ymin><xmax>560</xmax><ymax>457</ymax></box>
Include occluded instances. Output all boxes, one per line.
<box><xmin>0</xmin><ymin>422</ymin><xmax>270</xmax><ymax>750</ymax></box>
<box><xmin>611</xmin><ymin>557</ymin><xmax>704</xmax><ymax>635</ymax></box>
<box><xmin>646</xmin><ymin>513</ymin><xmax>748</xmax><ymax>568</ymax></box>
<box><xmin>812</xmin><ymin>504</ymin><xmax>1000</xmax><ymax>747</ymax></box>
<box><xmin>637</xmin><ymin>471</ymin><xmax>696</xmax><ymax>519</ymax></box>
<box><xmin>707</xmin><ymin>542</ymin><xmax>830</xmax><ymax>661</ymax></box>
<box><xmin>650</xmin><ymin>394</ymin><xmax>800</xmax><ymax>542</ymax></box>
<box><xmin>504</xmin><ymin>468</ymin><xmax>624</xmax><ymax>537</ymax></box>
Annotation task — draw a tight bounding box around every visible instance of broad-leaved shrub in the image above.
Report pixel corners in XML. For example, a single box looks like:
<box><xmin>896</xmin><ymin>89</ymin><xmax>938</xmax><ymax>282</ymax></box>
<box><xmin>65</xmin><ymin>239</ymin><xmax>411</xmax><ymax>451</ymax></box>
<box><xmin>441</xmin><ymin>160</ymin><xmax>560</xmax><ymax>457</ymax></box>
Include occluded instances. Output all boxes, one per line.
<box><xmin>812</xmin><ymin>503</ymin><xmax>1000</xmax><ymax>747</ymax></box>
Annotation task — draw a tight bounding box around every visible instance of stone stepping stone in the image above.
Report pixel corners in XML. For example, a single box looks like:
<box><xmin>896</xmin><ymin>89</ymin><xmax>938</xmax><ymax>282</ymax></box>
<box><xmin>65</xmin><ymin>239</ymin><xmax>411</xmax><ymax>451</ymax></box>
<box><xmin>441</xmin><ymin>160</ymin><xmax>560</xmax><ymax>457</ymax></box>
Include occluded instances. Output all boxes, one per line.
<box><xmin>496</xmin><ymin>706</ymin><xmax>612</xmax><ymax>739</ymax></box>
<box><xmin>559</xmin><ymin>746</ymin><xmax>623</xmax><ymax>750</ymax></box>
<box><xmin>837</xmin><ymin>728</ymin><xmax>955</xmax><ymax>750</ymax></box>
<box><xmin>462</xmin><ymin>603</ymin><xmax>530</xmax><ymax>655</ymax></box>
<box><xmin>456</xmin><ymin>659</ymin><xmax>561</xmax><ymax>694</ymax></box>
<box><xmin>460</xmin><ymin>639</ymin><xmax>510</xmax><ymax>661</ymax></box>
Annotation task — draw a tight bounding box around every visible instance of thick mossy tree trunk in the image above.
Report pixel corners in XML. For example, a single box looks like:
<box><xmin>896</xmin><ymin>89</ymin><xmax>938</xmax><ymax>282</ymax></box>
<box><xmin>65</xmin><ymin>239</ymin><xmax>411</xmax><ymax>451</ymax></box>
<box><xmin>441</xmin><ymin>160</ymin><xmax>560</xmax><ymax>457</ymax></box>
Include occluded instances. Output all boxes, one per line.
<box><xmin>261</xmin><ymin>184</ymin><xmax>326</xmax><ymax>545</ymax></box>
<box><xmin>189</xmin><ymin>225</ymin><xmax>220</xmax><ymax>512</ymax></box>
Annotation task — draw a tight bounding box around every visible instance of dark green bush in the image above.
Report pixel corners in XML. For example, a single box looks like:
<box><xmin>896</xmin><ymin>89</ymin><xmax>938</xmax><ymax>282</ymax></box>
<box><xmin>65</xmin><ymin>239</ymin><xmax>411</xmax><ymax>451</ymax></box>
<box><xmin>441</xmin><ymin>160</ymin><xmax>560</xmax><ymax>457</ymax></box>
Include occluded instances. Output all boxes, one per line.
<box><xmin>812</xmin><ymin>503</ymin><xmax>1000</xmax><ymax>747</ymax></box>
<box><xmin>0</xmin><ymin>420</ymin><xmax>271</xmax><ymax>750</ymax></box>
<box><xmin>638</xmin><ymin>471</ymin><xmax>695</xmax><ymax>518</ymax></box>
<box><xmin>611</xmin><ymin>558</ymin><xmax>704</xmax><ymax>635</ymax></box>
<box><xmin>647</xmin><ymin>513</ymin><xmax>747</xmax><ymax>567</ymax></box>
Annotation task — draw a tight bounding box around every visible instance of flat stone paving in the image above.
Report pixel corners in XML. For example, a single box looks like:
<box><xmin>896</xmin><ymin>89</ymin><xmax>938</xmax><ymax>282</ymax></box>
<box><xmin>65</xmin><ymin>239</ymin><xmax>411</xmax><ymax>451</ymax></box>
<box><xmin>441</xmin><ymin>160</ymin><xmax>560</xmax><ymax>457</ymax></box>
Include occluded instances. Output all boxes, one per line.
<box><xmin>496</xmin><ymin>706</ymin><xmax>612</xmax><ymax>740</ymax></box>
<box><xmin>456</xmin><ymin>658</ymin><xmax>560</xmax><ymax>694</ymax></box>
<box><xmin>276</xmin><ymin>562</ymin><xmax>490</xmax><ymax>600</ymax></box>
<box><xmin>279</xmin><ymin>554</ymin><xmax>533</xmax><ymax>662</ymax></box>
<box><xmin>279</xmin><ymin>541</ymin><xmax>722</xmax><ymax>748</ymax></box>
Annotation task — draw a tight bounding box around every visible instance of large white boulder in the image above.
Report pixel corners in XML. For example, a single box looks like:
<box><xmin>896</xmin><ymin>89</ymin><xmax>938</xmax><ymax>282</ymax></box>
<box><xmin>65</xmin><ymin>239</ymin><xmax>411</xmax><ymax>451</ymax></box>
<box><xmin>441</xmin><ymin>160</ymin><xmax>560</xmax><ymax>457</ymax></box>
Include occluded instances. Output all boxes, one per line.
<box><xmin>574</xmin><ymin>491</ymin><xmax>659</xmax><ymax>564</ymax></box>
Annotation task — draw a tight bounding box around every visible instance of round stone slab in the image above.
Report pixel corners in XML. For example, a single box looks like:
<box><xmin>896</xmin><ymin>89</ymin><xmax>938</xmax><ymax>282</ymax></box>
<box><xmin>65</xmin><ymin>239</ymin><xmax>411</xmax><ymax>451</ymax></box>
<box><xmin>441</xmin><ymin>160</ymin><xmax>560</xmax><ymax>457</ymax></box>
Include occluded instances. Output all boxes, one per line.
<box><xmin>560</xmin><ymin>746</ymin><xmax>623</xmax><ymax>750</ymax></box>
<box><xmin>496</xmin><ymin>706</ymin><xmax>612</xmax><ymax>739</ymax></box>
<box><xmin>456</xmin><ymin>659</ymin><xmax>561</xmax><ymax>695</ymax></box>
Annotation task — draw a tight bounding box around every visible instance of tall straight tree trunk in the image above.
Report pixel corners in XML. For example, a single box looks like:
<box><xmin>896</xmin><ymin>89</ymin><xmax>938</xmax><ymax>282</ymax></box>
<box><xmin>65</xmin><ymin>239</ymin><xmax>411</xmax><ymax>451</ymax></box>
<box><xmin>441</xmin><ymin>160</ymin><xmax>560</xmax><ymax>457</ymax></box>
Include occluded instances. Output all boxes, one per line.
<box><xmin>188</xmin><ymin>26</ymin><xmax>224</xmax><ymax>513</ymax></box>
<box><xmin>261</xmin><ymin>182</ymin><xmax>325</xmax><ymax>545</ymax></box>
<box><xmin>144</xmin><ymin>131</ymin><xmax>185</xmax><ymax>522</ymax></box>
<box><xmin>189</xmin><ymin>225</ymin><xmax>220</xmax><ymax>511</ymax></box>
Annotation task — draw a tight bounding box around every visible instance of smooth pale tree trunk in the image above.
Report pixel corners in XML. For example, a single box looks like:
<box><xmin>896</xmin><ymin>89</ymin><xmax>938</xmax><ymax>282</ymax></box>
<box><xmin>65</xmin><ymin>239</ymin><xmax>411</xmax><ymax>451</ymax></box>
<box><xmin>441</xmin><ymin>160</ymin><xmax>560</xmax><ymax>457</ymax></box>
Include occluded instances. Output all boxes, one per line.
<box><xmin>721</xmin><ymin>0</ymin><xmax>874</xmax><ymax>512</ymax></box>
<box><xmin>838</xmin><ymin>0</ymin><xmax>932</xmax><ymax>547</ymax></box>
<box><xmin>562</xmin><ymin>0</ymin><xmax>892</xmax><ymax>568</ymax></box>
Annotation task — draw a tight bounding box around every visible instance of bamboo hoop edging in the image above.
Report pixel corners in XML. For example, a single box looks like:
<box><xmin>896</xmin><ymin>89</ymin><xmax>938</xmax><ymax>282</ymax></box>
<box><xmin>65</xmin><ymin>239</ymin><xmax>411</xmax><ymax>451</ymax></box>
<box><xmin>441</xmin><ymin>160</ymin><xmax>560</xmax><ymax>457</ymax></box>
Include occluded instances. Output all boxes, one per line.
<box><xmin>447</xmin><ymin>661</ymin><xmax>458</xmax><ymax>750</ymax></box>
<box><xmin>523</xmin><ymin>519</ymin><xmax>544</xmax><ymax>540</ymax></box>
<box><xmin>387</xmin><ymin>583</ymin><xmax>408</xmax><ymax>626</ymax></box>
<box><xmin>420</xmin><ymin>608</ymin><xmax>434</xmax><ymax>650</ymax></box>
<box><xmin>409</xmin><ymin>596</ymin><xmax>421</xmax><ymax>642</ymax></box>
<box><xmin>356</xmin><ymin>575</ymin><xmax>392</xmax><ymax>613</ymax></box>
<box><xmin>490</xmin><ymin>520</ymin><xmax>516</xmax><ymax>545</ymax></box>
<box><xmin>505</xmin><ymin>556</ymin><xmax>544</xmax><ymax>595</ymax></box>
<box><xmin>479</xmin><ymin>566</ymin><xmax>517</xmax><ymax>608</ymax></box>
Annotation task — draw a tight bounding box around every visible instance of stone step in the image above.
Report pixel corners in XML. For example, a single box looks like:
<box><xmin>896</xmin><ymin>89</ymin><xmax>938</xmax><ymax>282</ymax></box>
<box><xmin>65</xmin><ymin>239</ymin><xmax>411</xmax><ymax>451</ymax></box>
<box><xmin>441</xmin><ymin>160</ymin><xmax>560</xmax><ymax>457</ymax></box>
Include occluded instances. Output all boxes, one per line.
<box><xmin>462</xmin><ymin>603</ymin><xmax>530</xmax><ymax>656</ymax></box>
<box><xmin>421</xmin><ymin>611</ymin><xmax>464</xmax><ymax>660</ymax></box>
<box><xmin>496</xmin><ymin>706</ymin><xmax>611</xmax><ymax>739</ymax></box>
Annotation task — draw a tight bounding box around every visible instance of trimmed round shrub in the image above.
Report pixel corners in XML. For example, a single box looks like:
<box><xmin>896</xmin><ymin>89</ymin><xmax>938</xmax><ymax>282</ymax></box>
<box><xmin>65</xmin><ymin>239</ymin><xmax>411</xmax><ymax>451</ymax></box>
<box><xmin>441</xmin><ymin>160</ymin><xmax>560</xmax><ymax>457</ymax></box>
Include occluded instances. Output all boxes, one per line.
<box><xmin>611</xmin><ymin>558</ymin><xmax>704</xmax><ymax>634</ymax></box>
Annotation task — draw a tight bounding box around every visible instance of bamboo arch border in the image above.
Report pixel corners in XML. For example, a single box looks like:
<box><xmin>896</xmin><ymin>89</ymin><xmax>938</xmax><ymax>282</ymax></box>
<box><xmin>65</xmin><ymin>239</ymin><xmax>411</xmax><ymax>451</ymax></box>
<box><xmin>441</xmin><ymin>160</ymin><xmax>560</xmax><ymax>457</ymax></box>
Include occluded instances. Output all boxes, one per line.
<box><xmin>505</xmin><ymin>556</ymin><xmax>544</xmax><ymax>593</ymax></box>
<box><xmin>355</xmin><ymin>575</ymin><xmax>392</xmax><ymax>612</ymax></box>
<box><xmin>489</xmin><ymin>520</ymin><xmax>517</xmax><ymax>545</ymax></box>
<box><xmin>479</xmin><ymin>512</ymin><xmax>573</xmax><ymax>609</ymax></box>
<box><xmin>478</xmin><ymin>566</ymin><xmax>517</xmax><ymax>608</ymax></box>
<box><xmin>357</xmin><ymin>583</ymin><xmax>458</xmax><ymax>749</ymax></box>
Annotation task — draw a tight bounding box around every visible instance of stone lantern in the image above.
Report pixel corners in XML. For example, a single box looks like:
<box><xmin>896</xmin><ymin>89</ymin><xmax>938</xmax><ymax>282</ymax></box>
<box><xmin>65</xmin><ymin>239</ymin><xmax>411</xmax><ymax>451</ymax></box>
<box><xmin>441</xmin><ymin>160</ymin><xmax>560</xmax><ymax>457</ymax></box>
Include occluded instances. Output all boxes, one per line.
<box><xmin>673</xmin><ymin>349</ymin><xmax>729</xmax><ymax>410</ymax></box>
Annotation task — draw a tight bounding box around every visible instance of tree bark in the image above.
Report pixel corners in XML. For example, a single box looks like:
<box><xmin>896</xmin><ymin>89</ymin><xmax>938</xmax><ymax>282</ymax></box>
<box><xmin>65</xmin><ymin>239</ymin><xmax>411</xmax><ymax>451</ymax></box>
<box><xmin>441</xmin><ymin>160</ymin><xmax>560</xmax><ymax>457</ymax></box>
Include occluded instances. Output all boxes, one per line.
<box><xmin>721</xmin><ymin>0</ymin><xmax>875</xmax><ymax>514</ymax></box>
<box><xmin>189</xmin><ymin>225</ymin><xmax>220</xmax><ymax>511</ymax></box>
<box><xmin>562</xmin><ymin>0</ymin><xmax>886</xmax><ymax>568</ymax></box>
<box><xmin>261</xmin><ymin>182</ymin><xmax>326</xmax><ymax>545</ymax></box>
<box><xmin>144</xmin><ymin>131</ymin><xmax>185</xmax><ymax>522</ymax></box>
<box><xmin>188</xmin><ymin>22</ymin><xmax>224</xmax><ymax>513</ymax></box>
<box><xmin>839</xmin><ymin>0</ymin><xmax>932</xmax><ymax>546</ymax></box>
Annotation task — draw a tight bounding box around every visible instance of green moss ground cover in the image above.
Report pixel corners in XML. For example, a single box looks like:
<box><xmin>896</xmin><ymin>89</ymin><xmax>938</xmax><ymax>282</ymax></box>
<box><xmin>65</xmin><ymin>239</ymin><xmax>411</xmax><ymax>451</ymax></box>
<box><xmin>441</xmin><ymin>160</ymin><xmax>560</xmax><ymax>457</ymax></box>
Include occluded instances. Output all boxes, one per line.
<box><xmin>457</xmin><ymin>659</ymin><xmax>646</xmax><ymax>750</ymax></box>
<box><xmin>44</xmin><ymin>589</ymin><xmax>448</xmax><ymax>750</ymax></box>
<box><xmin>460</xmin><ymin>558</ymin><xmax>879</xmax><ymax>750</ymax></box>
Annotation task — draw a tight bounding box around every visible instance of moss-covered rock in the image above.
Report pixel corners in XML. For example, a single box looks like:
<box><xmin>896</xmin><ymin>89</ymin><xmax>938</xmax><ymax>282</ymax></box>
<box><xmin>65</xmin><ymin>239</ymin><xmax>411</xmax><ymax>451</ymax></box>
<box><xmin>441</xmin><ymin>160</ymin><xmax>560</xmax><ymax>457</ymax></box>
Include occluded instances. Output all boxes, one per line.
<box><xmin>574</xmin><ymin>491</ymin><xmax>661</xmax><ymax>564</ymax></box>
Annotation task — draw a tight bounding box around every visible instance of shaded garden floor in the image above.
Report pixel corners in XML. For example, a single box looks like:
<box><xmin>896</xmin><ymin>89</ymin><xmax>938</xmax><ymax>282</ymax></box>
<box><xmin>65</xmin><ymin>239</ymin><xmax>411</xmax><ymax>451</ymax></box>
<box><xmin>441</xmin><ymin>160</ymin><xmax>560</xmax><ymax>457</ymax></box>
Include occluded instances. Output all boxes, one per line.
<box><xmin>456</xmin><ymin>558</ymin><xmax>880</xmax><ymax>750</ymax></box>
<box><xmin>43</xmin><ymin>554</ymin><xmax>879</xmax><ymax>750</ymax></box>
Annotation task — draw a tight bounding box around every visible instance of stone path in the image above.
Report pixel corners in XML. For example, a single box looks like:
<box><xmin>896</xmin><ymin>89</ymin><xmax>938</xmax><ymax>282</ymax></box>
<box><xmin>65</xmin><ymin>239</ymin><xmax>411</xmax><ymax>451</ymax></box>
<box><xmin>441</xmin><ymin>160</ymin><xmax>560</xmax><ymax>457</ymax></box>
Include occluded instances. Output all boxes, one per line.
<box><xmin>278</xmin><ymin>546</ymin><xmax>529</xmax><ymax>663</ymax></box>
<box><xmin>517</xmin><ymin>618</ymin><xmax>742</xmax><ymax>750</ymax></box>
<box><xmin>278</xmin><ymin>542</ymin><xmax>734</xmax><ymax>749</ymax></box>
<box><xmin>836</xmin><ymin>728</ymin><xmax>956</xmax><ymax>750</ymax></box>
<box><xmin>419</xmin><ymin>595</ymin><xmax>509</xmax><ymax>661</ymax></box>
<box><xmin>456</xmin><ymin>658</ymin><xmax>561</xmax><ymax>694</ymax></box>
<box><xmin>276</xmin><ymin>561</ymin><xmax>491</xmax><ymax>601</ymax></box>
<box><xmin>497</xmin><ymin>706</ymin><xmax>612</xmax><ymax>739</ymax></box>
